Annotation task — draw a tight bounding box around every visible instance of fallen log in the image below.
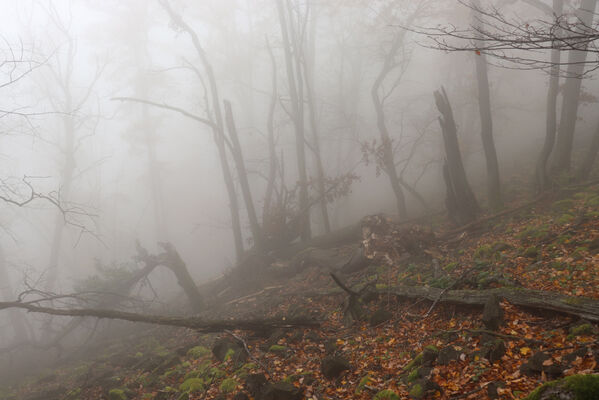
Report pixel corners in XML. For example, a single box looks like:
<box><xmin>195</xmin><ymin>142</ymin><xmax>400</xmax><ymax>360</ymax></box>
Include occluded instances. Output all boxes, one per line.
<box><xmin>0</xmin><ymin>301</ymin><xmax>320</xmax><ymax>332</ymax></box>
<box><xmin>383</xmin><ymin>286</ymin><xmax>599</xmax><ymax>322</ymax></box>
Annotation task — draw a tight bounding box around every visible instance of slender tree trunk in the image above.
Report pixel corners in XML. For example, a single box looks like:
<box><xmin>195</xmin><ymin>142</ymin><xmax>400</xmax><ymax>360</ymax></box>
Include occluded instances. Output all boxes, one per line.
<box><xmin>552</xmin><ymin>0</ymin><xmax>597</xmax><ymax>172</ymax></box>
<box><xmin>371</xmin><ymin>30</ymin><xmax>409</xmax><ymax>220</ymax></box>
<box><xmin>472</xmin><ymin>3</ymin><xmax>502</xmax><ymax>209</ymax></box>
<box><xmin>160</xmin><ymin>243</ymin><xmax>202</xmax><ymax>312</ymax></box>
<box><xmin>303</xmin><ymin>4</ymin><xmax>330</xmax><ymax>234</ymax></box>
<box><xmin>535</xmin><ymin>0</ymin><xmax>563</xmax><ymax>191</ymax></box>
<box><xmin>276</xmin><ymin>0</ymin><xmax>311</xmax><ymax>241</ymax></box>
<box><xmin>224</xmin><ymin>100</ymin><xmax>265</xmax><ymax>251</ymax></box>
<box><xmin>577</xmin><ymin>118</ymin><xmax>599</xmax><ymax>181</ymax></box>
<box><xmin>0</xmin><ymin>244</ymin><xmax>29</xmax><ymax>342</ymax></box>
<box><xmin>160</xmin><ymin>1</ymin><xmax>244</xmax><ymax>261</ymax></box>
<box><xmin>263</xmin><ymin>40</ymin><xmax>278</xmax><ymax>226</ymax></box>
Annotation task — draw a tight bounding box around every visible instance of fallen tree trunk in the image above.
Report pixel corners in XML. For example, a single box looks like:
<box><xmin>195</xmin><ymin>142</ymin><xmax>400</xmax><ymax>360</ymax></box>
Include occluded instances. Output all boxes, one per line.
<box><xmin>0</xmin><ymin>301</ymin><xmax>319</xmax><ymax>332</ymax></box>
<box><xmin>384</xmin><ymin>286</ymin><xmax>599</xmax><ymax>322</ymax></box>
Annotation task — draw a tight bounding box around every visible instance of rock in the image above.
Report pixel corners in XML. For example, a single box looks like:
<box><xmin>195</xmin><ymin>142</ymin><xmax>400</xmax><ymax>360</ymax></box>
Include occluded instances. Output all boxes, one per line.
<box><xmin>482</xmin><ymin>295</ymin><xmax>503</xmax><ymax>331</ymax></box>
<box><xmin>421</xmin><ymin>346</ymin><xmax>439</xmax><ymax>367</ymax></box>
<box><xmin>544</xmin><ymin>363</ymin><xmax>564</xmax><ymax>379</ymax></box>
<box><xmin>487</xmin><ymin>382</ymin><xmax>499</xmax><ymax>399</ymax></box>
<box><xmin>212</xmin><ymin>338</ymin><xmax>247</xmax><ymax>363</ymax></box>
<box><xmin>321</xmin><ymin>355</ymin><xmax>350</xmax><ymax>379</ymax></box>
<box><xmin>520</xmin><ymin>351</ymin><xmax>550</xmax><ymax>376</ymax></box>
<box><xmin>304</xmin><ymin>331</ymin><xmax>320</xmax><ymax>342</ymax></box>
<box><xmin>245</xmin><ymin>373</ymin><xmax>267</xmax><ymax>397</ymax></box>
<box><xmin>258</xmin><ymin>382</ymin><xmax>303</xmax><ymax>400</ymax></box>
<box><xmin>340</xmin><ymin>246</ymin><xmax>370</xmax><ymax>274</ymax></box>
<box><xmin>370</xmin><ymin>309</ymin><xmax>393</xmax><ymax>326</ymax></box>
<box><xmin>408</xmin><ymin>378</ymin><xmax>441</xmax><ymax>399</ymax></box>
<box><xmin>524</xmin><ymin>374</ymin><xmax>599</xmax><ymax>400</ymax></box>
<box><xmin>233</xmin><ymin>393</ymin><xmax>249</xmax><ymax>400</ymax></box>
<box><xmin>564</xmin><ymin>347</ymin><xmax>588</xmax><ymax>364</ymax></box>
<box><xmin>324</xmin><ymin>339</ymin><xmax>337</xmax><ymax>355</ymax></box>
<box><xmin>437</xmin><ymin>346</ymin><xmax>460</xmax><ymax>365</ymax></box>
<box><xmin>486</xmin><ymin>340</ymin><xmax>506</xmax><ymax>363</ymax></box>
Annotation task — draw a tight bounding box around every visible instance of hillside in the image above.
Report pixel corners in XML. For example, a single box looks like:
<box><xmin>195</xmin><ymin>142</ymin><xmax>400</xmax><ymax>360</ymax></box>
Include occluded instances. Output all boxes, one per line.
<box><xmin>3</xmin><ymin>183</ymin><xmax>599</xmax><ymax>400</ymax></box>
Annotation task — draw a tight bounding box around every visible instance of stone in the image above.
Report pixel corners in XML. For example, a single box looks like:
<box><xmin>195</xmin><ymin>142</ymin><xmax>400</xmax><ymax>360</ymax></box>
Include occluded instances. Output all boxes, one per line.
<box><xmin>482</xmin><ymin>295</ymin><xmax>503</xmax><ymax>331</ymax></box>
<box><xmin>258</xmin><ymin>382</ymin><xmax>303</xmax><ymax>400</ymax></box>
<box><xmin>321</xmin><ymin>355</ymin><xmax>350</xmax><ymax>379</ymax></box>
<box><xmin>212</xmin><ymin>338</ymin><xmax>247</xmax><ymax>363</ymax></box>
<box><xmin>370</xmin><ymin>309</ymin><xmax>393</xmax><ymax>326</ymax></box>
<box><xmin>437</xmin><ymin>346</ymin><xmax>460</xmax><ymax>365</ymax></box>
<box><xmin>245</xmin><ymin>373</ymin><xmax>267</xmax><ymax>397</ymax></box>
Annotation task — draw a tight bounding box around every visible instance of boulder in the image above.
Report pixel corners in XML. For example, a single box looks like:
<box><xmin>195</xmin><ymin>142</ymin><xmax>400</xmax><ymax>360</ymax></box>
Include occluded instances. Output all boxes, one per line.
<box><xmin>370</xmin><ymin>309</ymin><xmax>393</xmax><ymax>326</ymax></box>
<box><xmin>437</xmin><ymin>346</ymin><xmax>460</xmax><ymax>365</ymax></box>
<box><xmin>245</xmin><ymin>373</ymin><xmax>267</xmax><ymax>397</ymax></box>
<box><xmin>482</xmin><ymin>295</ymin><xmax>503</xmax><ymax>331</ymax></box>
<box><xmin>321</xmin><ymin>355</ymin><xmax>350</xmax><ymax>379</ymax></box>
<box><xmin>259</xmin><ymin>382</ymin><xmax>303</xmax><ymax>400</ymax></box>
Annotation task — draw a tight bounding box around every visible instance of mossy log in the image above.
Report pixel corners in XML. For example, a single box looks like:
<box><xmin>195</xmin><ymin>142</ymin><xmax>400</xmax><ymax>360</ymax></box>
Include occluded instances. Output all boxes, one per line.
<box><xmin>382</xmin><ymin>286</ymin><xmax>599</xmax><ymax>322</ymax></box>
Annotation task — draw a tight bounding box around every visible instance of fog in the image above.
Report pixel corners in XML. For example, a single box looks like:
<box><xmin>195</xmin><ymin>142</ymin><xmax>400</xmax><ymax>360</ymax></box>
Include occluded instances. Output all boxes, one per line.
<box><xmin>0</xmin><ymin>0</ymin><xmax>598</xmax><ymax>389</ymax></box>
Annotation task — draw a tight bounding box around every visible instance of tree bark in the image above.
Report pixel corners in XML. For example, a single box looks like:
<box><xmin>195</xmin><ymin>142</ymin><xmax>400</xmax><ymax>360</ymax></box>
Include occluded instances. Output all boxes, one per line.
<box><xmin>0</xmin><ymin>302</ymin><xmax>319</xmax><ymax>332</ymax></box>
<box><xmin>435</xmin><ymin>87</ymin><xmax>479</xmax><ymax>225</ymax></box>
<box><xmin>472</xmin><ymin>2</ymin><xmax>502</xmax><ymax>210</ymax></box>
<box><xmin>160</xmin><ymin>0</ymin><xmax>244</xmax><ymax>261</ymax></box>
<box><xmin>276</xmin><ymin>0</ymin><xmax>311</xmax><ymax>242</ymax></box>
<box><xmin>535</xmin><ymin>0</ymin><xmax>563</xmax><ymax>191</ymax></box>
<box><xmin>159</xmin><ymin>242</ymin><xmax>203</xmax><ymax>313</ymax></box>
<box><xmin>381</xmin><ymin>285</ymin><xmax>599</xmax><ymax>323</ymax></box>
<box><xmin>552</xmin><ymin>0</ymin><xmax>597</xmax><ymax>172</ymax></box>
<box><xmin>224</xmin><ymin>100</ymin><xmax>265</xmax><ymax>251</ymax></box>
<box><xmin>576</xmin><ymin>117</ymin><xmax>599</xmax><ymax>181</ymax></box>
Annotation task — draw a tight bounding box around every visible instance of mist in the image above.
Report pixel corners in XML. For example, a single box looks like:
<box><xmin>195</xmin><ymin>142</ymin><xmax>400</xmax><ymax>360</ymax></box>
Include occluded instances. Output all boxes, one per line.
<box><xmin>0</xmin><ymin>0</ymin><xmax>598</xmax><ymax>399</ymax></box>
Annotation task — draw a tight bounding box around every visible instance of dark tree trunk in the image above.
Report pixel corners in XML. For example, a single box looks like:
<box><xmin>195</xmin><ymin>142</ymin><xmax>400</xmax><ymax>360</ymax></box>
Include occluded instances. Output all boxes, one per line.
<box><xmin>435</xmin><ymin>87</ymin><xmax>478</xmax><ymax>225</ymax></box>
<box><xmin>224</xmin><ymin>100</ymin><xmax>265</xmax><ymax>251</ymax></box>
<box><xmin>472</xmin><ymin>16</ymin><xmax>502</xmax><ymax>209</ymax></box>
<box><xmin>276</xmin><ymin>0</ymin><xmax>311</xmax><ymax>241</ymax></box>
<box><xmin>160</xmin><ymin>243</ymin><xmax>203</xmax><ymax>313</ymax></box>
<box><xmin>576</xmin><ymin>118</ymin><xmax>599</xmax><ymax>181</ymax></box>
<box><xmin>535</xmin><ymin>0</ymin><xmax>563</xmax><ymax>191</ymax></box>
<box><xmin>552</xmin><ymin>0</ymin><xmax>597</xmax><ymax>172</ymax></box>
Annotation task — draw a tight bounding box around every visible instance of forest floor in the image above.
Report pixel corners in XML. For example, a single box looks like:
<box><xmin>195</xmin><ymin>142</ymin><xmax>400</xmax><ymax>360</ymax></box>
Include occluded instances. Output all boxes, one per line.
<box><xmin>3</xmin><ymin>182</ymin><xmax>599</xmax><ymax>400</ymax></box>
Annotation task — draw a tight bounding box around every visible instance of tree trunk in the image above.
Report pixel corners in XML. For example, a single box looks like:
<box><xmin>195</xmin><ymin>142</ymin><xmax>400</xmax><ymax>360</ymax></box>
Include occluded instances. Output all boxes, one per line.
<box><xmin>576</xmin><ymin>118</ymin><xmax>599</xmax><ymax>181</ymax></box>
<box><xmin>224</xmin><ymin>100</ymin><xmax>265</xmax><ymax>251</ymax></box>
<box><xmin>0</xmin><ymin>244</ymin><xmax>30</xmax><ymax>342</ymax></box>
<box><xmin>472</xmin><ymin>5</ymin><xmax>502</xmax><ymax>209</ymax></box>
<box><xmin>552</xmin><ymin>0</ymin><xmax>597</xmax><ymax>172</ymax></box>
<box><xmin>303</xmin><ymin>4</ymin><xmax>331</xmax><ymax>234</ymax></box>
<box><xmin>371</xmin><ymin>30</ymin><xmax>409</xmax><ymax>220</ymax></box>
<box><xmin>535</xmin><ymin>0</ymin><xmax>563</xmax><ymax>191</ymax></box>
<box><xmin>160</xmin><ymin>243</ymin><xmax>203</xmax><ymax>313</ymax></box>
<box><xmin>160</xmin><ymin>1</ymin><xmax>244</xmax><ymax>261</ymax></box>
<box><xmin>263</xmin><ymin>40</ymin><xmax>278</xmax><ymax>226</ymax></box>
<box><xmin>276</xmin><ymin>0</ymin><xmax>311</xmax><ymax>241</ymax></box>
<box><xmin>435</xmin><ymin>87</ymin><xmax>478</xmax><ymax>225</ymax></box>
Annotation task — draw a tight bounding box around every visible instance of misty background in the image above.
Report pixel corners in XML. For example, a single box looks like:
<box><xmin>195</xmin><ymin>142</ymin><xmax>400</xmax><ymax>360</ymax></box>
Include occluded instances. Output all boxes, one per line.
<box><xmin>0</xmin><ymin>0</ymin><xmax>598</xmax><ymax>382</ymax></box>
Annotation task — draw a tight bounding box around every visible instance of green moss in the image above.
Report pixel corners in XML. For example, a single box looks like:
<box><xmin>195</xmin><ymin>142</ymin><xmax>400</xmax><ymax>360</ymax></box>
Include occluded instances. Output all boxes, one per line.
<box><xmin>557</xmin><ymin>213</ymin><xmax>575</xmax><ymax>225</ymax></box>
<box><xmin>572</xmin><ymin>247</ymin><xmax>588</xmax><ymax>260</ymax></box>
<box><xmin>403</xmin><ymin>353</ymin><xmax>423</xmax><ymax>372</ymax></box>
<box><xmin>553</xmin><ymin>199</ymin><xmax>575</xmax><ymax>213</ymax></box>
<box><xmin>523</xmin><ymin>246</ymin><xmax>538</xmax><ymax>258</ymax></box>
<box><xmin>407</xmin><ymin>368</ymin><xmax>419</xmax><ymax>382</ymax></box>
<box><xmin>374</xmin><ymin>389</ymin><xmax>400</xmax><ymax>400</ymax></box>
<box><xmin>444</xmin><ymin>262</ymin><xmax>458</xmax><ymax>272</ymax></box>
<box><xmin>524</xmin><ymin>374</ymin><xmax>599</xmax><ymax>400</ymax></box>
<box><xmin>356</xmin><ymin>375</ymin><xmax>372</xmax><ymax>394</ymax></box>
<box><xmin>208</xmin><ymin>367</ymin><xmax>226</xmax><ymax>378</ymax></box>
<box><xmin>223</xmin><ymin>348</ymin><xmax>235</xmax><ymax>361</ymax></box>
<box><xmin>408</xmin><ymin>383</ymin><xmax>424</xmax><ymax>399</ymax></box>
<box><xmin>268</xmin><ymin>344</ymin><xmax>288</xmax><ymax>354</ymax></box>
<box><xmin>179</xmin><ymin>378</ymin><xmax>204</xmax><ymax>393</ymax></box>
<box><xmin>474</xmin><ymin>244</ymin><xmax>493</xmax><ymax>260</ymax></box>
<box><xmin>586</xmin><ymin>195</ymin><xmax>599</xmax><ymax>207</ymax></box>
<box><xmin>108</xmin><ymin>389</ymin><xmax>127</xmax><ymax>400</ymax></box>
<box><xmin>219</xmin><ymin>378</ymin><xmax>238</xmax><ymax>393</ymax></box>
<box><xmin>570</xmin><ymin>324</ymin><xmax>594</xmax><ymax>337</ymax></box>
<box><xmin>186</xmin><ymin>346</ymin><xmax>210</xmax><ymax>359</ymax></box>
<box><xmin>376</xmin><ymin>283</ymin><xmax>389</xmax><ymax>290</ymax></box>
<box><xmin>517</xmin><ymin>224</ymin><xmax>549</xmax><ymax>240</ymax></box>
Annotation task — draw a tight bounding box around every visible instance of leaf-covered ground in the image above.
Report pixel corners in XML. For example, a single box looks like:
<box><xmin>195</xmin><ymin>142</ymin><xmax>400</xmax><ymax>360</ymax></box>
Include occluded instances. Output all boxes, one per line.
<box><xmin>3</xmin><ymin>184</ymin><xmax>599</xmax><ymax>400</ymax></box>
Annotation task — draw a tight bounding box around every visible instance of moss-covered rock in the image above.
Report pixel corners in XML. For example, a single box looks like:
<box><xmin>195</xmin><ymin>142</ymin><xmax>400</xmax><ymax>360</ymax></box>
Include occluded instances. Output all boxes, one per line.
<box><xmin>268</xmin><ymin>344</ymin><xmax>289</xmax><ymax>355</ymax></box>
<box><xmin>408</xmin><ymin>383</ymin><xmax>423</xmax><ymax>399</ymax></box>
<box><xmin>374</xmin><ymin>389</ymin><xmax>400</xmax><ymax>400</ymax></box>
<box><xmin>524</xmin><ymin>374</ymin><xmax>599</xmax><ymax>400</ymax></box>
<box><xmin>523</xmin><ymin>246</ymin><xmax>538</xmax><ymax>258</ymax></box>
<box><xmin>568</xmin><ymin>323</ymin><xmax>595</xmax><ymax>340</ymax></box>
<box><xmin>108</xmin><ymin>388</ymin><xmax>127</xmax><ymax>400</ymax></box>
<box><xmin>355</xmin><ymin>375</ymin><xmax>372</xmax><ymax>394</ymax></box>
<box><xmin>219</xmin><ymin>378</ymin><xmax>238</xmax><ymax>393</ymax></box>
<box><xmin>179</xmin><ymin>378</ymin><xmax>205</xmax><ymax>393</ymax></box>
<box><xmin>187</xmin><ymin>346</ymin><xmax>210</xmax><ymax>359</ymax></box>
